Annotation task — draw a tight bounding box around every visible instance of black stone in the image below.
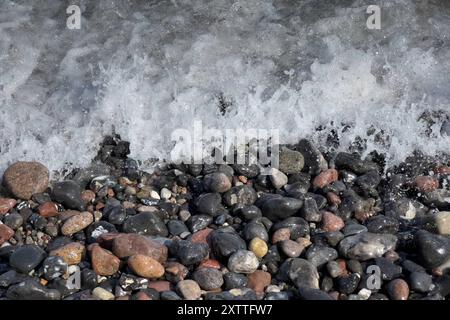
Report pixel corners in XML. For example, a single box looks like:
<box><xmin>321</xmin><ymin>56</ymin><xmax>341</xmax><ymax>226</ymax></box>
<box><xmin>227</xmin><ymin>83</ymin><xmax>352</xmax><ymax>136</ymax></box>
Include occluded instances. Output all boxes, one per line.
<box><xmin>243</xmin><ymin>222</ymin><xmax>268</xmax><ymax>242</ymax></box>
<box><xmin>366</xmin><ymin>215</ymin><xmax>399</xmax><ymax>234</ymax></box>
<box><xmin>9</xmin><ymin>245</ymin><xmax>46</xmax><ymax>274</ymax></box>
<box><xmin>192</xmin><ymin>268</ymin><xmax>224</xmax><ymax>290</ymax></box>
<box><xmin>297</xmin><ymin>287</ymin><xmax>333</xmax><ymax>300</ymax></box>
<box><xmin>415</xmin><ymin>230</ymin><xmax>450</xmax><ymax>269</ymax></box>
<box><xmin>51</xmin><ymin>180</ymin><xmax>84</xmax><ymax>210</ymax></box>
<box><xmin>374</xmin><ymin>258</ymin><xmax>402</xmax><ymax>280</ymax></box>
<box><xmin>223</xmin><ymin>186</ymin><xmax>257</xmax><ymax>207</ymax></box>
<box><xmin>86</xmin><ymin>221</ymin><xmax>117</xmax><ymax>244</ymax></box>
<box><xmin>186</xmin><ymin>214</ymin><xmax>212</xmax><ymax>233</ymax></box>
<box><xmin>337</xmin><ymin>273</ymin><xmax>361</xmax><ymax>294</ymax></box>
<box><xmin>195</xmin><ymin>193</ymin><xmax>223</xmax><ymax>216</ymax></box>
<box><xmin>122</xmin><ymin>212</ymin><xmax>168</xmax><ymax>237</ymax></box>
<box><xmin>167</xmin><ymin>220</ymin><xmax>189</xmax><ymax>236</ymax></box>
<box><xmin>6</xmin><ymin>280</ymin><xmax>61</xmax><ymax>300</ymax></box>
<box><xmin>223</xmin><ymin>272</ymin><xmax>248</xmax><ymax>290</ymax></box>
<box><xmin>236</xmin><ymin>205</ymin><xmax>262</xmax><ymax>220</ymax></box>
<box><xmin>173</xmin><ymin>240</ymin><xmax>209</xmax><ymax>266</ymax></box>
<box><xmin>210</xmin><ymin>229</ymin><xmax>246</xmax><ymax>260</ymax></box>
<box><xmin>409</xmin><ymin>272</ymin><xmax>432</xmax><ymax>293</ymax></box>
<box><xmin>272</xmin><ymin>217</ymin><xmax>310</xmax><ymax>239</ymax></box>
<box><xmin>258</xmin><ymin>195</ymin><xmax>303</xmax><ymax>221</ymax></box>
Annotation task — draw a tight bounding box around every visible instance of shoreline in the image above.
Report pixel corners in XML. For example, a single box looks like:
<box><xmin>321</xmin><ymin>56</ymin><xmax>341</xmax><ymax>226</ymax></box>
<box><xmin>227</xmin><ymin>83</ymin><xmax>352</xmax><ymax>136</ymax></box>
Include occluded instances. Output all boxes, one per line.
<box><xmin>0</xmin><ymin>136</ymin><xmax>450</xmax><ymax>300</ymax></box>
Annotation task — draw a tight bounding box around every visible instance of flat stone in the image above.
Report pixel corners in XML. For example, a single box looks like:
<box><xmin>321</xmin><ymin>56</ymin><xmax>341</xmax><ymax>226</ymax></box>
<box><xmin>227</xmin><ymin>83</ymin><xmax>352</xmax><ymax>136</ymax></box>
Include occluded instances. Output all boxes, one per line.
<box><xmin>61</xmin><ymin>211</ymin><xmax>93</xmax><ymax>235</ymax></box>
<box><xmin>6</xmin><ymin>279</ymin><xmax>60</xmax><ymax>300</ymax></box>
<box><xmin>51</xmin><ymin>180</ymin><xmax>84</xmax><ymax>211</ymax></box>
<box><xmin>92</xmin><ymin>287</ymin><xmax>115</xmax><ymax>300</ymax></box>
<box><xmin>9</xmin><ymin>245</ymin><xmax>46</xmax><ymax>274</ymax></box>
<box><xmin>49</xmin><ymin>242</ymin><xmax>86</xmax><ymax>265</ymax></box>
<box><xmin>305</xmin><ymin>244</ymin><xmax>338</xmax><ymax>267</ymax></box>
<box><xmin>259</xmin><ymin>195</ymin><xmax>303</xmax><ymax>221</ymax></box>
<box><xmin>38</xmin><ymin>202</ymin><xmax>59</xmax><ymax>217</ymax></box>
<box><xmin>112</xmin><ymin>233</ymin><xmax>168</xmax><ymax>263</ymax></box>
<box><xmin>3</xmin><ymin>162</ymin><xmax>49</xmax><ymax>200</ymax></box>
<box><xmin>122</xmin><ymin>212</ymin><xmax>168</xmax><ymax>236</ymax></box>
<box><xmin>338</xmin><ymin>232</ymin><xmax>397</xmax><ymax>261</ymax></box>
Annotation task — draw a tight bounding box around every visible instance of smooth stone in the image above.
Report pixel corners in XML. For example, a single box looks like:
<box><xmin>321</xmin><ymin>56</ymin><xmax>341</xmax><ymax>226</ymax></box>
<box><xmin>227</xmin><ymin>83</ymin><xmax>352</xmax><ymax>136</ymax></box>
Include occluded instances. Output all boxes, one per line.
<box><xmin>0</xmin><ymin>198</ymin><xmax>17</xmax><ymax>215</ymax></box>
<box><xmin>249</xmin><ymin>237</ymin><xmax>269</xmax><ymax>258</ymax></box>
<box><xmin>112</xmin><ymin>234</ymin><xmax>168</xmax><ymax>263</ymax></box>
<box><xmin>0</xmin><ymin>224</ymin><xmax>14</xmax><ymax>246</ymax></box>
<box><xmin>107</xmin><ymin>206</ymin><xmax>127</xmax><ymax>225</ymax></box>
<box><xmin>9</xmin><ymin>245</ymin><xmax>46</xmax><ymax>274</ymax></box>
<box><xmin>272</xmin><ymin>228</ymin><xmax>291</xmax><ymax>244</ymax></box>
<box><xmin>192</xmin><ymin>267</ymin><xmax>224</xmax><ymax>290</ymax></box>
<box><xmin>409</xmin><ymin>272</ymin><xmax>432</xmax><ymax>293</ymax></box>
<box><xmin>414</xmin><ymin>176</ymin><xmax>439</xmax><ymax>193</ymax></box>
<box><xmin>86</xmin><ymin>221</ymin><xmax>118</xmax><ymax>243</ymax></box>
<box><xmin>176</xmin><ymin>280</ymin><xmax>201</xmax><ymax>300</ymax></box>
<box><xmin>122</xmin><ymin>212</ymin><xmax>168</xmax><ymax>237</ymax></box>
<box><xmin>186</xmin><ymin>214</ymin><xmax>213</xmax><ymax>233</ymax></box>
<box><xmin>51</xmin><ymin>180</ymin><xmax>84</xmax><ymax>210</ymax></box>
<box><xmin>297</xmin><ymin>287</ymin><xmax>333</xmax><ymax>300</ymax></box>
<box><xmin>341</xmin><ymin>224</ymin><xmax>368</xmax><ymax>236</ymax></box>
<box><xmin>243</xmin><ymin>222</ymin><xmax>268</xmax><ymax>242</ymax></box>
<box><xmin>366</xmin><ymin>215</ymin><xmax>399</xmax><ymax>234</ymax></box>
<box><xmin>324</xmin><ymin>231</ymin><xmax>345</xmax><ymax>247</ymax></box>
<box><xmin>42</xmin><ymin>256</ymin><xmax>68</xmax><ymax>280</ymax></box>
<box><xmin>228</xmin><ymin>250</ymin><xmax>259</xmax><ymax>274</ymax></box>
<box><xmin>284</xmin><ymin>181</ymin><xmax>310</xmax><ymax>198</ymax></box>
<box><xmin>422</xmin><ymin>189</ymin><xmax>450</xmax><ymax>210</ymax></box>
<box><xmin>415</xmin><ymin>230</ymin><xmax>450</xmax><ymax>269</ymax></box>
<box><xmin>247</xmin><ymin>270</ymin><xmax>271</xmax><ymax>293</ymax></box>
<box><xmin>335</xmin><ymin>152</ymin><xmax>379</xmax><ymax>174</ymax></box>
<box><xmin>269</xmin><ymin>168</ymin><xmax>288</xmax><ymax>189</ymax></box>
<box><xmin>327</xmin><ymin>261</ymin><xmax>344</xmax><ymax>278</ymax></box>
<box><xmin>37</xmin><ymin>201</ymin><xmax>59</xmax><ymax>217</ymax></box>
<box><xmin>287</xmin><ymin>258</ymin><xmax>319</xmax><ymax>289</ymax></box>
<box><xmin>91</xmin><ymin>245</ymin><xmax>120</xmax><ymax>276</ymax></box>
<box><xmin>3</xmin><ymin>213</ymin><xmax>23</xmax><ymax>230</ymax></box>
<box><xmin>223</xmin><ymin>185</ymin><xmax>257</xmax><ymax>207</ymax></box>
<box><xmin>0</xmin><ymin>270</ymin><xmax>29</xmax><ymax>287</ymax></box>
<box><xmin>49</xmin><ymin>242</ymin><xmax>86</xmax><ymax>265</ymax></box>
<box><xmin>233</xmin><ymin>164</ymin><xmax>260</xmax><ymax>178</ymax></box>
<box><xmin>259</xmin><ymin>195</ymin><xmax>303</xmax><ymax>221</ymax></box>
<box><xmin>165</xmin><ymin>262</ymin><xmax>189</xmax><ymax>283</ymax></box>
<box><xmin>223</xmin><ymin>272</ymin><xmax>248</xmax><ymax>290</ymax></box>
<box><xmin>161</xmin><ymin>291</ymin><xmax>182</xmax><ymax>300</ymax></box>
<box><xmin>278</xmin><ymin>147</ymin><xmax>305</xmax><ymax>174</ymax></box>
<box><xmin>2</xmin><ymin>162</ymin><xmax>49</xmax><ymax>200</ymax></box>
<box><xmin>296</xmin><ymin>139</ymin><xmax>327</xmax><ymax>175</ymax></box>
<box><xmin>6</xmin><ymin>280</ymin><xmax>61</xmax><ymax>300</ymax></box>
<box><xmin>321</xmin><ymin>211</ymin><xmax>345</xmax><ymax>232</ymax></box>
<box><xmin>167</xmin><ymin>220</ymin><xmax>189</xmax><ymax>236</ymax></box>
<box><xmin>61</xmin><ymin>211</ymin><xmax>94</xmax><ymax>235</ymax></box>
<box><xmin>210</xmin><ymin>229</ymin><xmax>246</xmax><ymax>260</ymax></box>
<box><xmin>337</xmin><ymin>273</ymin><xmax>361</xmax><ymax>294</ymax></box>
<box><xmin>300</xmin><ymin>197</ymin><xmax>321</xmax><ymax>222</ymax></box>
<box><xmin>173</xmin><ymin>240</ymin><xmax>209</xmax><ymax>266</ymax></box>
<box><xmin>237</xmin><ymin>205</ymin><xmax>262</xmax><ymax>220</ymax></box>
<box><xmin>195</xmin><ymin>193</ymin><xmax>223</xmax><ymax>216</ymax></box>
<box><xmin>375</xmin><ymin>257</ymin><xmax>402</xmax><ymax>280</ymax></box>
<box><xmin>386</xmin><ymin>279</ymin><xmax>409</xmax><ymax>300</ymax></box>
<box><xmin>338</xmin><ymin>232</ymin><xmax>397</xmax><ymax>261</ymax></box>
<box><xmin>305</xmin><ymin>245</ymin><xmax>338</xmax><ymax>267</ymax></box>
<box><xmin>92</xmin><ymin>287</ymin><xmax>115</xmax><ymax>300</ymax></box>
<box><xmin>313</xmin><ymin>169</ymin><xmax>338</xmax><ymax>189</ymax></box>
<box><xmin>203</xmin><ymin>172</ymin><xmax>232</xmax><ymax>193</ymax></box>
<box><xmin>354</xmin><ymin>170</ymin><xmax>382</xmax><ymax>192</ymax></box>
<box><xmin>280</xmin><ymin>240</ymin><xmax>304</xmax><ymax>258</ymax></box>
<box><xmin>401</xmin><ymin>260</ymin><xmax>426</xmax><ymax>274</ymax></box>
<box><xmin>128</xmin><ymin>254</ymin><xmax>165</xmax><ymax>278</ymax></box>
<box><xmin>272</xmin><ymin>217</ymin><xmax>310</xmax><ymax>239</ymax></box>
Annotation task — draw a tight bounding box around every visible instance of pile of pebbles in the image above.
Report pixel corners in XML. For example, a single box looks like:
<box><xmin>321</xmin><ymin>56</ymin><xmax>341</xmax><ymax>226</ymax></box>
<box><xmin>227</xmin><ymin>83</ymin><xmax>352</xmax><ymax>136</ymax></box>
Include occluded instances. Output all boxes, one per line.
<box><xmin>1</xmin><ymin>136</ymin><xmax>450</xmax><ymax>300</ymax></box>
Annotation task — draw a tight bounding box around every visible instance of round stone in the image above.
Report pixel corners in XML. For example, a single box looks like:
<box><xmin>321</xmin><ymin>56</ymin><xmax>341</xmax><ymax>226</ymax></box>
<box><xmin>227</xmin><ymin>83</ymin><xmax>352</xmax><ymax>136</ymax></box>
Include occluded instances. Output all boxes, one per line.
<box><xmin>386</xmin><ymin>279</ymin><xmax>409</xmax><ymax>300</ymax></box>
<box><xmin>272</xmin><ymin>228</ymin><xmax>291</xmax><ymax>244</ymax></box>
<box><xmin>91</xmin><ymin>245</ymin><xmax>120</xmax><ymax>276</ymax></box>
<box><xmin>3</xmin><ymin>162</ymin><xmax>49</xmax><ymax>200</ymax></box>
<box><xmin>176</xmin><ymin>280</ymin><xmax>201</xmax><ymax>300</ymax></box>
<box><xmin>228</xmin><ymin>250</ymin><xmax>259</xmax><ymax>274</ymax></box>
<box><xmin>249</xmin><ymin>237</ymin><xmax>269</xmax><ymax>258</ymax></box>
<box><xmin>38</xmin><ymin>202</ymin><xmax>59</xmax><ymax>217</ymax></box>
<box><xmin>128</xmin><ymin>254</ymin><xmax>165</xmax><ymax>279</ymax></box>
<box><xmin>192</xmin><ymin>267</ymin><xmax>224</xmax><ymax>290</ymax></box>
<box><xmin>210</xmin><ymin>229</ymin><xmax>246</xmax><ymax>260</ymax></box>
<box><xmin>259</xmin><ymin>195</ymin><xmax>303</xmax><ymax>221</ymax></box>
<box><xmin>203</xmin><ymin>172</ymin><xmax>232</xmax><ymax>193</ymax></box>
<box><xmin>3</xmin><ymin>213</ymin><xmax>23</xmax><ymax>230</ymax></box>
<box><xmin>313</xmin><ymin>169</ymin><xmax>339</xmax><ymax>189</ymax></box>
<box><xmin>278</xmin><ymin>147</ymin><xmax>305</xmax><ymax>174</ymax></box>
<box><xmin>61</xmin><ymin>211</ymin><xmax>94</xmax><ymax>235</ymax></box>
<box><xmin>9</xmin><ymin>245</ymin><xmax>46</xmax><ymax>274</ymax></box>
<box><xmin>173</xmin><ymin>240</ymin><xmax>209</xmax><ymax>266</ymax></box>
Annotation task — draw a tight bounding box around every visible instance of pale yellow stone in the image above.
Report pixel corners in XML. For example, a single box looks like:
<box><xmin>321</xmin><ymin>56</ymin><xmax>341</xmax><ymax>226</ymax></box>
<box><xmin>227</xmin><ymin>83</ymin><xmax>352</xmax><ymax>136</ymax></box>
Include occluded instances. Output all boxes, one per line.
<box><xmin>249</xmin><ymin>237</ymin><xmax>268</xmax><ymax>258</ymax></box>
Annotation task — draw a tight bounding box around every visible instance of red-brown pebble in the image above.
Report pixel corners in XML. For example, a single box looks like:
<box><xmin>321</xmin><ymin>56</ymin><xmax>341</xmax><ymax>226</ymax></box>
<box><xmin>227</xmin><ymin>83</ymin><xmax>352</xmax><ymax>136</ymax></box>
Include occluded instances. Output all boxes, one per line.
<box><xmin>199</xmin><ymin>259</ymin><xmax>221</xmax><ymax>269</ymax></box>
<box><xmin>272</xmin><ymin>228</ymin><xmax>291</xmax><ymax>244</ymax></box>
<box><xmin>0</xmin><ymin>198</ymin><xmax>16</xmax><ymax>215</ymax></box>
<box><xmin>190</xmin><ymin>228</ymin><xmax>213</xmax><ymax>244</ymax></box>
<box><xmin>91</xmin><ymin>245</ymin><xmax>120</xmax><ymax>276</ymax></box>
<box><xmin>112</xmin><ymin>233</ymin><xmax>168</xmax><ymax>263</ymax></box>
<box><xmin>148</xmin><ymin>281</ymin><xmax>172</xmax><ymax>292</ymax></box>
<box><xmin>313</xmin><ymin>169</ymin><xmax>339</xmax><ymax>189</ymax></box>
<box><xmin>326</xmin><ymin>192</ymin><xmax>341</xmax><ymax>205</ymax></box>
<box><xmin>435</xmin><ymin>166</ymin><xmax>450</xmax><ymax>175</ymax></box>
<box><xmin>2</xmin><ymin>161</ymin><xmax>49</xmax><ymax>200</ymax></box>
<box><xmin>321</xmin><ymin>211</ymin><xmax>345</xmax><ymax>232</ymax></box>
<box><xmin>387</xmin><ymin>279</ymin><xmax>409</xmax><ymax>300</ymax></box>
<box><xmin>38</xmin><ymin>202</ymin><xmax>59</xmax><ymax>217</ymax></box>
<box><xmin>50</xmin><ymin>242</ymin><xmax>86</xmax><ymax>265</ymax></box>
<box><xmin>165</xmin><ymin>262</ymin><xmax>189</xmax><ymax>282</ymax></box>
<box><xmin>0</xmin><ymin>224</ymin><xmax>14</xmax><ymax>245</ymax></box>
<box><xmin>414</xmin><ymin>176</ymin><xmax>439</xmax><ymax>193</ymax></box>
<box><xmin>81</xmin><ymin>190</ymin><xmax>96</xmax><ymax>203</ymax></box>
<box><xmin>247</xmin><ymin>270</ymin><xmax>271</xmax><ymax>293</ymax></box>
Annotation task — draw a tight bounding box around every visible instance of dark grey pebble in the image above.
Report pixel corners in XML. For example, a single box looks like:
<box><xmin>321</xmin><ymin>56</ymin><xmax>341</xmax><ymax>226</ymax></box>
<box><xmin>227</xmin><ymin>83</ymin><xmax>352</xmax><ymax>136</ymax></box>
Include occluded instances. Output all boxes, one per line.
<box><xmin>122</xmin><ymin>212</ymin><xmax>168</xmax><ymax>237</ymax></box>
<box><xmin>9</xmin><ymin>245</ymin><xmax>46</xmax><ymax>274</ymax></box>
<box><xmin>51</xmin><ymin>180</ymin><xmax>84</xmax><ymax>211</ymax></box>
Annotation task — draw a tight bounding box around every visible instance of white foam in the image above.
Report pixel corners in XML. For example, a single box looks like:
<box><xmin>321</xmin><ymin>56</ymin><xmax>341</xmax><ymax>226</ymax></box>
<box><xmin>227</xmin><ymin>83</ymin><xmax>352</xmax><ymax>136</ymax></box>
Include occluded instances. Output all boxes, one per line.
<box><xmin>1</xmin><ymin>0</ymin><xmax>450</xmax><ymax>175</ymax></box>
